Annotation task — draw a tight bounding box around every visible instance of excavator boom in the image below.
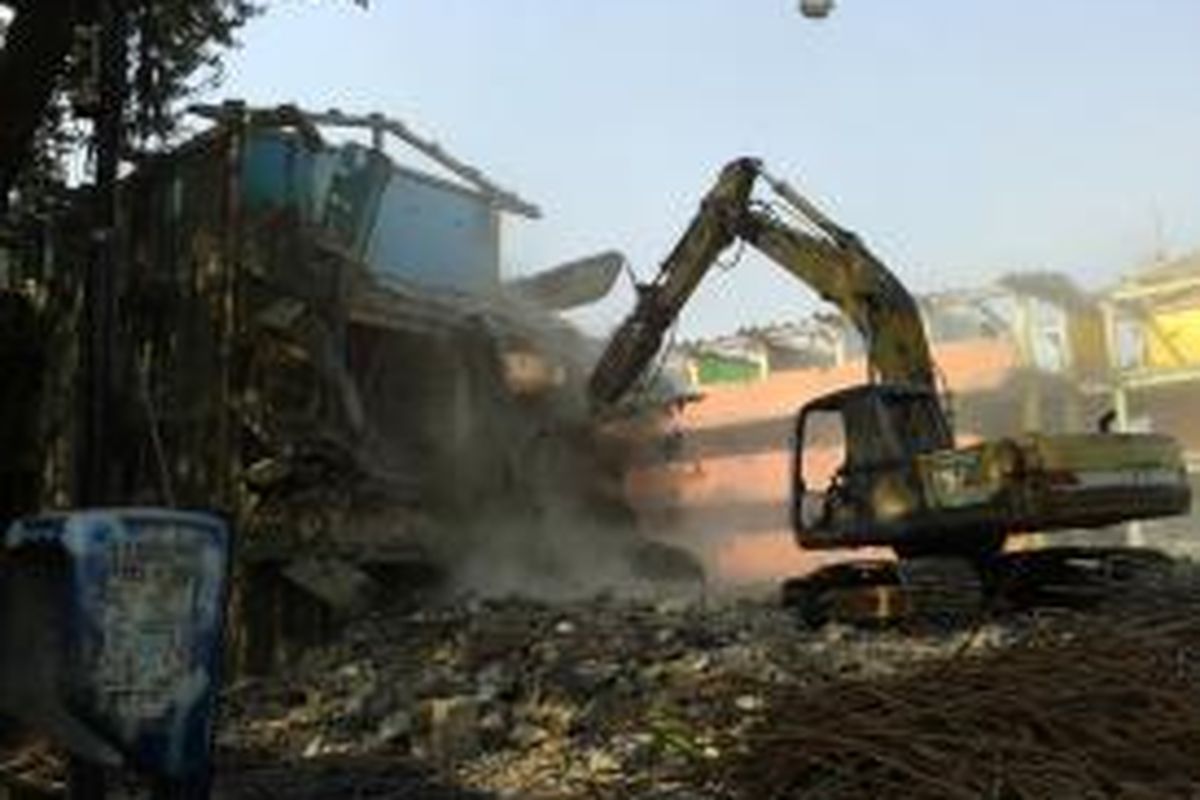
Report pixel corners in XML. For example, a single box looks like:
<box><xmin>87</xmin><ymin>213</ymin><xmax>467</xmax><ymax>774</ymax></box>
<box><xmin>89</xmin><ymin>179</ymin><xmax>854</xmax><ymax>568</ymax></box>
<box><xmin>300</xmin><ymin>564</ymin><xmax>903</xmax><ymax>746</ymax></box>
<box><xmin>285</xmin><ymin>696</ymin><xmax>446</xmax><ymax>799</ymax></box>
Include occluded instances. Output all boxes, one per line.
<box><xmin>588</xmin><ymin>159</ymin><xmax>756</xmax><ymax>406</ymax></box>
<box><xmin>739</xmin><ymin>206</ymin><xmax>935</xmax><ymax>388</ymax></box>
<box><xmin>588</xmin><ymin>158</ymin><xmax>938</xmax><ymax>407</ymax></box>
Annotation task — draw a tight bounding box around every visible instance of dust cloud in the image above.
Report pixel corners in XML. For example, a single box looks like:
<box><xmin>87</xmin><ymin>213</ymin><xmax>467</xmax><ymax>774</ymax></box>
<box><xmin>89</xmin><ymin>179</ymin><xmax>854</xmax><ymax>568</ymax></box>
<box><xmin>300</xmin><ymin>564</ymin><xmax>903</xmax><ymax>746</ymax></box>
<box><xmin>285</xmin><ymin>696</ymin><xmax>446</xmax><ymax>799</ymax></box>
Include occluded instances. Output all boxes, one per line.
<box><xmin>404</xmin><ymin>289</ymin><xmax>707</xmax><ymax>603</ymax></box>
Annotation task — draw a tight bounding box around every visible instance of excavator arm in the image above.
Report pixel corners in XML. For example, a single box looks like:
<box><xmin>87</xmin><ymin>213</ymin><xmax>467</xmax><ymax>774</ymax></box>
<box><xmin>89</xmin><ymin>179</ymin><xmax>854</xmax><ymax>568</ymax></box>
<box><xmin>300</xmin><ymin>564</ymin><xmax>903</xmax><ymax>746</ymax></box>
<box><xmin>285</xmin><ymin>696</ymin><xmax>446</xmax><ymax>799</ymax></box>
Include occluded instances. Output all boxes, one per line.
<box><xmin>587</xmin><ymin>158</ymin><xmax>756</xmax><ymax>406</ymax></box>
<box><xmin>588</xmin><ymin>157</ymin><xmax>937</xmax><ymax>407</ymax></box>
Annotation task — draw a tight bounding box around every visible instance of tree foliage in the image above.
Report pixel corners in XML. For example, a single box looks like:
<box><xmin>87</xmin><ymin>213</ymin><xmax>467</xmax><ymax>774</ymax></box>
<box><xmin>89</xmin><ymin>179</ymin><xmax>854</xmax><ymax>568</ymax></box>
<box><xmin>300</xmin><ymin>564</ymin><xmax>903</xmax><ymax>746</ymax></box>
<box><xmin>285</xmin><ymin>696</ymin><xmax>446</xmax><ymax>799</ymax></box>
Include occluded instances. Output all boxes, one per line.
<box><xmin>125</xmin><ymin>1</ymin><xmax>261</xmax><ymax>142</ymax></box>
<box><xmin>0</xmin><ymin>0</ymin><xmax>263</xmax><ymax>214</ymax></box>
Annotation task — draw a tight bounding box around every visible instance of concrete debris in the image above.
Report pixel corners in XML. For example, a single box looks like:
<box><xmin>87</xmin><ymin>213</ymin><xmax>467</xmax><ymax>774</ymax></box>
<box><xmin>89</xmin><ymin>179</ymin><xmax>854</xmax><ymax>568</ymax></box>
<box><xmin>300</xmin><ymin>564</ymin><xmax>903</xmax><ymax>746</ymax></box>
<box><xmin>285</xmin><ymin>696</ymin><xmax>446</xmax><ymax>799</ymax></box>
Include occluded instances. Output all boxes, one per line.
<box><xmin>420</xmin><ymin>697</ymin><xmax>482</xmax><ymax>766</ymax></box>
<box><xmin>211</xmin><ymin>592</ymin><xmax>1036</xmax><ymax>798</ymax></box>
<box><xmin>282</xmin><ymin>558</ymin><xmax>378</xmax><ymax>614</ymax></box>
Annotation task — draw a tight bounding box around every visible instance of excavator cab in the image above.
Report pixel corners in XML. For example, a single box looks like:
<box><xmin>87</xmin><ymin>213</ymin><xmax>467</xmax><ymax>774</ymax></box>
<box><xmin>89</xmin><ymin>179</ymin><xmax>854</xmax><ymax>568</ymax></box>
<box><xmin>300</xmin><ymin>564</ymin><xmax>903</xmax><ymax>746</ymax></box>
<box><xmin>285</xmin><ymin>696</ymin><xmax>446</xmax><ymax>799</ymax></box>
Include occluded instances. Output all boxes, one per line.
<box><xmin>791</xmin><ymin>384</ymin><xmax>953</xmax><ymax>549</ymax></box>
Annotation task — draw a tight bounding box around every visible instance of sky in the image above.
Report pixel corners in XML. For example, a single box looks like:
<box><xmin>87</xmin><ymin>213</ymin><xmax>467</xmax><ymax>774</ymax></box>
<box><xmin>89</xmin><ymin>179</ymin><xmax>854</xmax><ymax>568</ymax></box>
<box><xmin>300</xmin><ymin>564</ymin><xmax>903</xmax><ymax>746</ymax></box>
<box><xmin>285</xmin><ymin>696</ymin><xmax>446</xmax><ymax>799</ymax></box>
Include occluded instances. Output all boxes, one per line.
<box><xmin>212</xmin><ymin>1</ymin><xmax>1200</xmax><ymax>339</ymax></box>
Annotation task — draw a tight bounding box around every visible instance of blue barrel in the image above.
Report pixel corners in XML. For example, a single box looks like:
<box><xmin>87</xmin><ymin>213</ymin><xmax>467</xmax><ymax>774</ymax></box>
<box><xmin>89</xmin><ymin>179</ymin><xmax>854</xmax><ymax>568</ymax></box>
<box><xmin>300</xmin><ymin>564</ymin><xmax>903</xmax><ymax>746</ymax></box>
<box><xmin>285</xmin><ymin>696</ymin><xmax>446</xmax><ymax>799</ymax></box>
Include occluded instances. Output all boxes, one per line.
<box><xmin>4</xmin><ymin>508</ymin><xmax>231</xmax><ymax>782</ymax></box>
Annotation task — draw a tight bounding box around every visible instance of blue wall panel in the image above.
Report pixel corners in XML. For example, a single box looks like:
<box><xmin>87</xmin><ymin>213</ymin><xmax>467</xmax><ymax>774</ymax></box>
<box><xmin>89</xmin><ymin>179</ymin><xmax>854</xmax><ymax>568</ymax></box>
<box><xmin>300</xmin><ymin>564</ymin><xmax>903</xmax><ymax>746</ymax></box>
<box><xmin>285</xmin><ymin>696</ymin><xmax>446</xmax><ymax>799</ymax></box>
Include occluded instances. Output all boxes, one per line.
<box><xmin>241</xmin><ymin>134</ymin><xmax>318</xmax><ymax>219</ymax></box>
<box><xmin>239</xmin><ymin>132</ymin><xmax>500</xmax><ymax>293</ymax></box>
<box><xmin>366</xmin><ymin>169</ymin><xmax>498</xmax><ymax>292</ymax></box>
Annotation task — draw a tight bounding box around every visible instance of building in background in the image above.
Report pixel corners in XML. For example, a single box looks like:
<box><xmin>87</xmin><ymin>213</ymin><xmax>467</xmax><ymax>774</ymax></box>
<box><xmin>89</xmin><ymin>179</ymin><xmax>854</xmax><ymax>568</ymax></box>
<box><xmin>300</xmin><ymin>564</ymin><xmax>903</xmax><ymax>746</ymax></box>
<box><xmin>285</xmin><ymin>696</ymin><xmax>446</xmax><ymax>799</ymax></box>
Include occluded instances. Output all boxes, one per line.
<box><xmin>1101</xmin><ymin>252</ymin><xmax>1200</xmax><ymax>548</ymax></box>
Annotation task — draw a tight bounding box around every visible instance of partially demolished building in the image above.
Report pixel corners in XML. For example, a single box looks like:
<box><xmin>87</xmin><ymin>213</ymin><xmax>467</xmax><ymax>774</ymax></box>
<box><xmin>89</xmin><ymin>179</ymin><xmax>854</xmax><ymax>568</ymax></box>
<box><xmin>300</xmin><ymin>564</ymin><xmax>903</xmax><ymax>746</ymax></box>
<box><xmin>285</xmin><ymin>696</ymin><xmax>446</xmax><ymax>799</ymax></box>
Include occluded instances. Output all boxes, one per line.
<box><xmin>0</xmin><ymin>103</ymin><xmax>649</xmax><ymax>670</ymax></box>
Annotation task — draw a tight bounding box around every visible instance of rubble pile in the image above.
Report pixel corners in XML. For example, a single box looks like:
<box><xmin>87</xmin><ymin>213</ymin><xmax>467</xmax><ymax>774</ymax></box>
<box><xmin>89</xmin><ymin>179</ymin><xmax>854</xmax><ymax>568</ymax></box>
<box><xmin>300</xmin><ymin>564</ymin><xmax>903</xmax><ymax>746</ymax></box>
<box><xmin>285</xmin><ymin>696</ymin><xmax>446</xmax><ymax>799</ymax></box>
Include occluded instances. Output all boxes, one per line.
<box><xmin>214</xmin><ymin>593</ymin><xmax>1022</xmax><ymax>798</ymax></box>
<box><xmin>4</xmin><ymin>570</ymin><xmax>1198</xmax><ymax>798</ymax></box>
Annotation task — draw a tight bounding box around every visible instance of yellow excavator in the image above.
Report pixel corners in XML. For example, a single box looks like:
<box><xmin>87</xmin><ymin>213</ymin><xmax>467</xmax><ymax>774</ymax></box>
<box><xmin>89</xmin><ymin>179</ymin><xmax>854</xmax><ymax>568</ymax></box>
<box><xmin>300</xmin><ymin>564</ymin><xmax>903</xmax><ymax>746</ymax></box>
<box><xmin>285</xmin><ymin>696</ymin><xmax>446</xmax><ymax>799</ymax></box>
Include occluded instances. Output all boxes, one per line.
<box><xmin>589</xmin><ymin>158</ymin><xmax>1192</xmax><ymax>621</ymax></box>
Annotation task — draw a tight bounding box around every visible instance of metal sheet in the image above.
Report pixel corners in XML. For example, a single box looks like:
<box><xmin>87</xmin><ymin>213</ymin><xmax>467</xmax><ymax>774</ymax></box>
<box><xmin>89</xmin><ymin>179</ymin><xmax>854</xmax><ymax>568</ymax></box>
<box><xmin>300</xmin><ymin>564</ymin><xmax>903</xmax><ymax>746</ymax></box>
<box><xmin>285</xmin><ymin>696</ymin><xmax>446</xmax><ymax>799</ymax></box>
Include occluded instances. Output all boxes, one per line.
<box><xmin>366</xmin><ymin>168</ymin><xmax>499</xmax><ymax>292</ymax></box>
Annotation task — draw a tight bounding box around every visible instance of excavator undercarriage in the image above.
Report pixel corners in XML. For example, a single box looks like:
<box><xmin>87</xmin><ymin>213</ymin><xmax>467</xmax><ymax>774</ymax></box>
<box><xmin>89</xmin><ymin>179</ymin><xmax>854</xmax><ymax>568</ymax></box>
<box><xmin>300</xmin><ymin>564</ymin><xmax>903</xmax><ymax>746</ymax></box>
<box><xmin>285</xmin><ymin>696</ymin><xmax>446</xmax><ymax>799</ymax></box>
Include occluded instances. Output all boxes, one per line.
<box><xmin>783</xmin><ymin>545</ymin><xmax>1180</xmax><ymax>628</ymax></box>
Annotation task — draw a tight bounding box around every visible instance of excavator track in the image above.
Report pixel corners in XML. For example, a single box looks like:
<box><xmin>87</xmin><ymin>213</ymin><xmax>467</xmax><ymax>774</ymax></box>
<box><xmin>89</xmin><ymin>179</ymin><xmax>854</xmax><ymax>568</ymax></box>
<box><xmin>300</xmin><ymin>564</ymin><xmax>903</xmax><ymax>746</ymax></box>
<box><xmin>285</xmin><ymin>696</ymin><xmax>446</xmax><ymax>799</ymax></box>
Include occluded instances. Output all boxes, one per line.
<box><xmin>782</xmin><ymin>561</ymin><xmax>903</xmax><ymax>628</ymax></box>
<box><xmin>783</xmin><ymin>556</ymin><xmax>983</xmax><ymax>629</ymax></box>
<box><xmin>782</xmin><ymin>546</ymin><xmax>1175</xmax><ymax>628</ymax></box>
<box><xmin>896</xmin><ymin>556</ymin><xmax>984</xmax><ymax>628</ymax></box>
<box><xmin>988</xmin><ymin>546</ymin><xmax>1175</xmax><ymax>609</ymax></box>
